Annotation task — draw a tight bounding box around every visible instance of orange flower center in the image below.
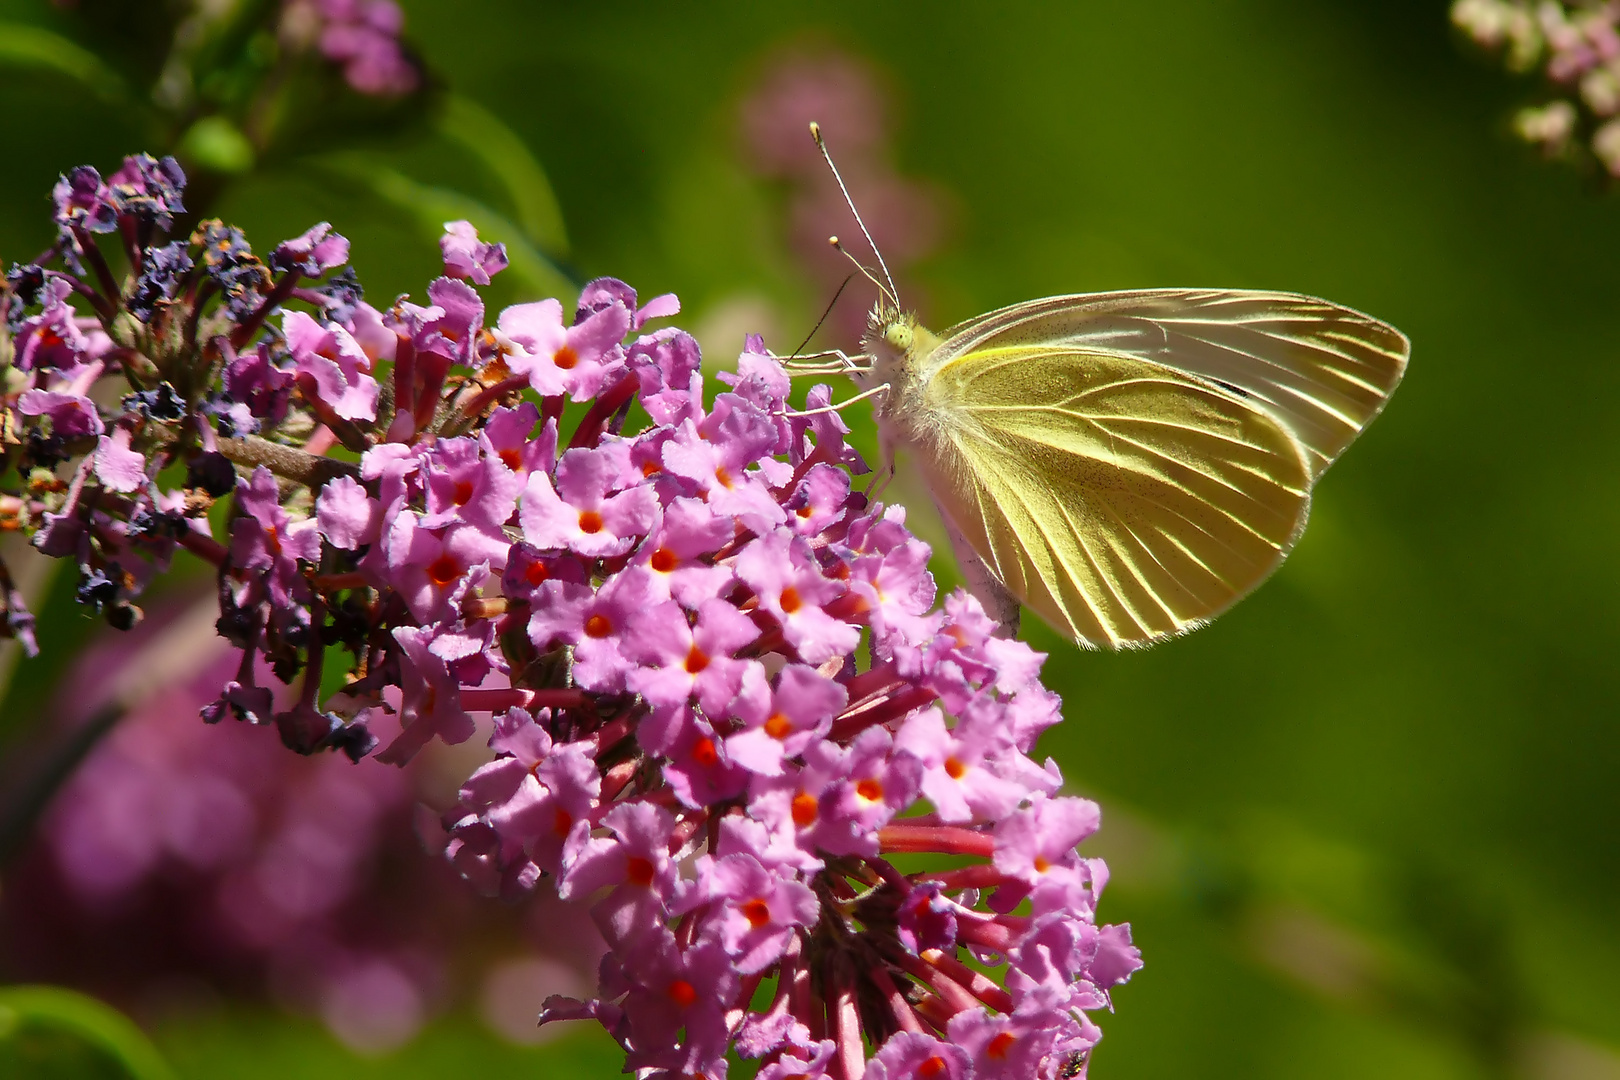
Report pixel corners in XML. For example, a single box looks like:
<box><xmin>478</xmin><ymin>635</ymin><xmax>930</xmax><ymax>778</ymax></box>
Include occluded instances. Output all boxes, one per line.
<box><xmin>552</xmin><ymin>808</ymin><xmax>573</xmax><ymax>838</ymax></box>
<box><xmin>856</xmin><ymin>778</ymin><xmax>884</xmax><ymax>802</ymax></box>
<box><xmin>584</xmin><ymin>613</ymin><xmax>613</xmax><ymax>638</ymax></box>
<box><xmin>553</xmin><ymin>344</ymin><xmax>579</xmax><ymax>370</ymax></box>
<box><xmin>578</xmin><ymin>509</ymin><xmax>604</xmax><ymax>534</ymax></box>
<box><xmin>498</xmin><ymin>448</ymin><xmax>522</xmax><ymax>471</ymax></box>
<box><xmin>944</xmin><ymin>757</ymin><xmax>966</xmax><ymax>780</ymax></box>
<box><xmin>918</xmin><ymin>1056</ymin><xmax>947</xmax><ymax>1078</ymax></box>
<box><xmin>524</xmin><ymin>561</ymin><xmax>549</xmax><ymax>586</ymax></box>
<box><xmin>1033</xmin><ymin>855</ymin><xmax>1051</xmax><ymax>873</ymax></box>
<box><xmin>796</xmin><ymin>504</ymin><xmax>815</xmax><ymax>518</ymax></box>
<box><xmin>625</xmin><ymin>856</ymin><xmax>655</xmax><ymax>886</ymax></box>
<box><xmin>666</xmin><ymin>979</ymin><xmax>697</xmax><ymax>1008</ymax></box>
<box><xmin>987</xmin><ymin>1032</ymin><xmax>1017</xmax><ymax>1059</ymax></box>
<box><xmin>740</xmin><ymin>898</ymin><xmax>772</xmax><ymax>928</ymax></box>
<box><xmin>452</xmin><ymin>479</ymin><xmax>474</xmax><ymax>505</ymax></box>
<box><xmin>779</xmin><ymin>586</ymin><xmax>801</xmax><ymax>614</ymax></box>
<box><xmin>649</xmin><ymin>547</ymin><xmax>678</xmax><ymax>572</ymax></box>
<box><xmin>714</xmin><ymin>465</ymin><xmax>734</xmax><ymax>489</ymax></box>
<box><xmin>684</xmin><ymin>645</ymin><xmax>710</xmax><ymax>674</ymax></box>
<box><xmin>692</xmin><ymin>737</ymin><xmax>719</xmax><ymax>767</ymax></box>
<box><xmin>764</xmin><ymin>713</ymin><xmax>793</xmax><ymax>739</ymax></box>
<box><xmin>427</xmin><ymin>553</ymin><xmax>462</xmax><ymax>588</ymax></box>
<box><xmin>791</xmin><ymin>792</ymin><xmax>819</xmax><ymax>827</ymax></box>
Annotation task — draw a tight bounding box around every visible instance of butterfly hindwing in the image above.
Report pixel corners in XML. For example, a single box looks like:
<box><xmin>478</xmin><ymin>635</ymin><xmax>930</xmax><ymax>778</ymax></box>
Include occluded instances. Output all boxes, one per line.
<box><xmin>904</xmin><ymin>344</ymin><xmax>1313</xmax><ymax>647</ymax></box>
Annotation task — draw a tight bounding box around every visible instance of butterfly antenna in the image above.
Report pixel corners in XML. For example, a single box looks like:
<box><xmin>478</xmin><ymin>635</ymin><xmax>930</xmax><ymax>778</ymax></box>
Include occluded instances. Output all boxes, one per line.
<box><xmin>827</xmin><ymin>237</ymin><xmax>895</xmax><ymax>311</ymax></box>
<box><xmin>810</xmin><ymin>121</ymin><xmax>900</xmax><ymax>309</ymax></box>
<box><xmin>790</xmin><ymin>273</ymin><xmax>855</xmax><ymax>358</ymax></box>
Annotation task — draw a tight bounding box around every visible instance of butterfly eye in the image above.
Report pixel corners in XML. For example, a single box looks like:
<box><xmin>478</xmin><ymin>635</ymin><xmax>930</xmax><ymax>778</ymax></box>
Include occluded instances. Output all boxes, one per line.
<box><xmin>883</xmin><ymin>322</ymin><xmax>913</xmax><ymax>351</ymax></box>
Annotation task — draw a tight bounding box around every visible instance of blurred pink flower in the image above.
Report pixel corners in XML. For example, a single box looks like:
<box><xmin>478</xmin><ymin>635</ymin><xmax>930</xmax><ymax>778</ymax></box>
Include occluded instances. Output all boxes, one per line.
<box><xmin>4</xmin><ymin>594</ymin><xmax>600</xmax><ymax>1051</ymax></box>
<box><xmin>738</xmin><ymin>47</ymin><xmax>946</xmax><ymax>344</ymax></box>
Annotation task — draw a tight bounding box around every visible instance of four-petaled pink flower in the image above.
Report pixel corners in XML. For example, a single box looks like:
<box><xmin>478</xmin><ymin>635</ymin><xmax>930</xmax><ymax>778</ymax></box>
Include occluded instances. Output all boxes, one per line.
<box><xmin>497</xmin><ymin>297</ymin><xmax>630</xmax><ymax>400</ymax></box>
<box><xmin>520</xmin><ymin>444</ymin><xmax>657</xmax><ymax>558</ymax></box>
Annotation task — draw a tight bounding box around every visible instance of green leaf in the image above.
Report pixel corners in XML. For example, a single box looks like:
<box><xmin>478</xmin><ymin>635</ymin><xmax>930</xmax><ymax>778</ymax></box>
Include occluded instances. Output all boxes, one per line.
<box><xmin>0</xmin><ymin>24</ymin><xmax>127</xmax><ymax>104</ymax></box>
<box><xmin>436</xmin><ymin>95</ymin><xmax>569</xmax><ymax>257</ymax></box>
<box><xmin>0</xmin><ymin>985</ymin><xmax>176</xmax><ymax>1080</ymax></box>
<box><xmin>317</xmin><ymin>153</ymin><xmax>576</xmax><ymax>301</ymax></box>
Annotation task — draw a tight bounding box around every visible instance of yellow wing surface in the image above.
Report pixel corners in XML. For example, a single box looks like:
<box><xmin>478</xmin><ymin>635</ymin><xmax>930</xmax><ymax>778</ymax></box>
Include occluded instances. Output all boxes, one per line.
<box><xmin>906</xmin><ymin>345</ymin><xmax>1314</xmax><ymax>647</ymax></box>
<box><xmin>884</xmin><ymin>289</ymin><xmax>1409</xmax><ymax>647</ymax></box>
<box><xmin>928</xmin><ymin>290</ymin><xmax>1410</xmax><ymax>479</ymax></box>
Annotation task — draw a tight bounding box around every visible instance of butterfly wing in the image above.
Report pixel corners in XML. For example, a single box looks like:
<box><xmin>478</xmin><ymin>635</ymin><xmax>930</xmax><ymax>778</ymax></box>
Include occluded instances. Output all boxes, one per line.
<box><xmin>928</xmin><ymin>290</ymin><xmax>1409</xmax><ymax>478</ymax></box>
<box><xmin>899</xmin><ymin>344</ymin><xmax>1313</xmax><ymax>647</ymax></box>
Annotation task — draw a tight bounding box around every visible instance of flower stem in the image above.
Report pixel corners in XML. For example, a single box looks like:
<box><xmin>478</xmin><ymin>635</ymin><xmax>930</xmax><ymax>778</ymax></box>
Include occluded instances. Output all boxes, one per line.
<box><xmin>831</xmin><ymin>954</ymin><xmax>865</xmax><ymax>1080</ymax></box>
<box><xmin>877</xmin><ymin>823</ymin><xmax>994</xmax><ymax>858</ymax></box>
<box><xmin>215</xmin><ymin>434</ymin><xmax>360</xmax><ymax>488</ymax></box>
<box><xmin>459</xmin><ymin>687</ymin><xmax>586</xmax><ymax>713</ymax></box>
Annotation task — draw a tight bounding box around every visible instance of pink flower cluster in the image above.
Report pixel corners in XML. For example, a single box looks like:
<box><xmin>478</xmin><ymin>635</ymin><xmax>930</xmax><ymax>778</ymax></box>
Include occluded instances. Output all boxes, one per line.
<box><xmin>281</xmin><ymin>0</ymin><xmax>418</xmax><ymax>97</ymax></box>
<box><xmin>0</xmin><ymin>154</ymin><xmax>1138</xmax><ymax>1078</ymax></box>
<box><xmin>1453</xmin><ymin>0</ymin><xmax>1620</xmax><ymax>173</ymax></box>
<box><xmin>438</xmin><ymin>360</ymin><xmax>1141</xmax><ymax>1080</ymax></box>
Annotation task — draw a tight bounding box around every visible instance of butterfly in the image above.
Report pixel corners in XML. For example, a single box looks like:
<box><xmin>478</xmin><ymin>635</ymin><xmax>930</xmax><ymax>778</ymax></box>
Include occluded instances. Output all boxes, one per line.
<box><xmin>800</xmin><ymin>125</ymin><xmax>1410</xmax><ymax>649</ymax></box>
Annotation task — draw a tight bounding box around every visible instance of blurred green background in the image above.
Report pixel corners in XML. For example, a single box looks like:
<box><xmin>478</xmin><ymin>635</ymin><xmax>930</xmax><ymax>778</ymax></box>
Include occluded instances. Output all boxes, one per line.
<box><xmin>3</xmin><ymin>0</ymin><xmax>1619</xmax><ymax>1077</ymax></box>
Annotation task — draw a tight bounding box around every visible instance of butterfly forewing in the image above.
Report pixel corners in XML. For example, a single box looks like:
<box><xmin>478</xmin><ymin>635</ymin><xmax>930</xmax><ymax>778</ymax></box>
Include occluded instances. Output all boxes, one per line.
<box><xmin>929</xmin><ymin>290</ymin><xmax>1409</xmax><ymax>478</ymax></box>
<box><xmin>908</xmin><ymin>345</ymin><xmax>1312</xmax><ymax>647</ymax></box>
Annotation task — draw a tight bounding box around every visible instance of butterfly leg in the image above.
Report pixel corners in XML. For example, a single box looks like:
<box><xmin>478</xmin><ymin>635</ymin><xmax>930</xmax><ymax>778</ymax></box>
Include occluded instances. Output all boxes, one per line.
<box><xmin>864</xmin><ymin>461</ymin><xmax>896</xmax><ymax>502</ymax></box>
<box><xmin>785</xmin><ymin>383</ymin><xmax>889</xmax><ymax>418</ymax></box>
<box><xmin>778</xmin><ymin>348</ymin><xmax>870</xmax><ymax>374</ymax></box>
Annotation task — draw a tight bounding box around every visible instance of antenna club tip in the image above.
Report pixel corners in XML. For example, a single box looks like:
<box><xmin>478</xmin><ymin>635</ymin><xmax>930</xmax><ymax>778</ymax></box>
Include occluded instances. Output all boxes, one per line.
<box><xmin>827</xmin><ymin>235</ymin><xmax>842</xmax><ymax>249</ymax></box>
<box><xmin>808</xmin><ymin>120</ymin><xmax>821</xmax><ymax>138</ymax></box>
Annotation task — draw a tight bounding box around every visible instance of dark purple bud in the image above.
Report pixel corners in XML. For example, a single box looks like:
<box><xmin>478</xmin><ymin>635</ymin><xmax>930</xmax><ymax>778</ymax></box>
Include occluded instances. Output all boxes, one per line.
<box><xmin>75</xmin><ymin>564</ymin><xmax>119</xmax><ymax>611</ymax></box>
<box><xmin>193</xmin><ymin>219</ymin><xmax>270</xmax><ymax>318</ymax></box>
<box><xmin>26</xmin><ymin>430</ymin><xmax>68</xmax><ymax>471</ymax></box>
<box><xmin>311</xmin><ymin>266</ymin><xmax>364</xmax><ymax>324</ymax></box>
<box><xmin>325</xmin><ymin>720</ymin><xmax>379</xmax><ymax>763</ymax></box>
<box><xmin>187</xmin><ymin>451</ymin><xmax>237</xmax><ymax>497</ymax></box>
<box><xmin>126</xmin><ymin>506</ymin><xmax>188</xmax><ymax>543</ymax></box>
<box><xmin>202</xmin><ymin>680</ymin><xmax>276</xmax><ymax>725</ymax></box>
<box><xmin>107</xmin><ymin>153</ymin><xmax>187</xmax><ymax>228</ymax></box>
<box><xmin>213</xmin><ymin>584</ymin><xmax>258</xmax><ymax>649</ymax></box>
<box><xmin>127</xmin><ymin>241</ymin><xmax>194</xmax><ymax>322</ymax></box>
<box><xmin>6</xmin><ymin>262</ymin><xmax>45</xmax><ymax>306</ymax></box>
<box><xmin>123</xmin><ymin>382</ymin><xmax>186</xmax><ymax>422</ymax></box>
<box><xmin>274</xmin><ymin>702</ymin><xmax>345</xmax><ymax>755</ymax></box>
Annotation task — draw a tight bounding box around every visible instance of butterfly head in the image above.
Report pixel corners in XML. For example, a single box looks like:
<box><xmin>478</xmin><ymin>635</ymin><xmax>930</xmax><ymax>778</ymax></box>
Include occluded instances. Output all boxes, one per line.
<box><xmin>869</xmin><ymin>302</ymin><xmax>914</xmax><ymax>353</ymax></box>
<box><xmin>859</xmin><ymin>304</ymin><xmax>937</xmax><ymax>400</ymax></box>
